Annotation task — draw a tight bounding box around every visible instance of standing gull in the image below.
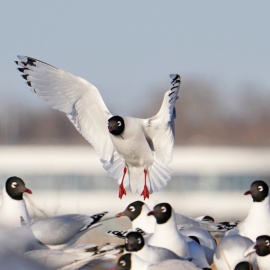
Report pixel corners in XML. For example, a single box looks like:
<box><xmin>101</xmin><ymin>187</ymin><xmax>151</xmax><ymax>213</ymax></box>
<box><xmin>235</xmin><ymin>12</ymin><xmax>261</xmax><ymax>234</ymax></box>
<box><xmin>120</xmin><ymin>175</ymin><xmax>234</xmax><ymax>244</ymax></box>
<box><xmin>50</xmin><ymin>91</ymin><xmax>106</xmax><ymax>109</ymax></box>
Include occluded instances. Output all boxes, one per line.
<box><xmin>0</xmin><ymin>176</ymin><xmax>32</xmax><ymax>228</ymax></box>
<box><xmin>15</xmin><ymin>56</ymin><xmax>181</xmax><ymax>199</ymax></box>
<box><xmin>236</xmin><ymin>180</ymin><xmax>270</xmax><ymax>242</ymax></box>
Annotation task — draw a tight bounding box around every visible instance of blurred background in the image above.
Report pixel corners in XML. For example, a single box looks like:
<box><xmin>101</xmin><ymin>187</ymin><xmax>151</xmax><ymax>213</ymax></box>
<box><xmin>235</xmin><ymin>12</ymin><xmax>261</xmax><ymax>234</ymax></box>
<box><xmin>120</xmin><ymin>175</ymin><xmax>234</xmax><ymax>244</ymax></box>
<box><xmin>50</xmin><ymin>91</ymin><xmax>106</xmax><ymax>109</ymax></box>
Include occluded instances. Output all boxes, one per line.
<box><xmin>0</xmin><ymin>1</ymin><xmax>270</xmax><ymax>221</ymax></box>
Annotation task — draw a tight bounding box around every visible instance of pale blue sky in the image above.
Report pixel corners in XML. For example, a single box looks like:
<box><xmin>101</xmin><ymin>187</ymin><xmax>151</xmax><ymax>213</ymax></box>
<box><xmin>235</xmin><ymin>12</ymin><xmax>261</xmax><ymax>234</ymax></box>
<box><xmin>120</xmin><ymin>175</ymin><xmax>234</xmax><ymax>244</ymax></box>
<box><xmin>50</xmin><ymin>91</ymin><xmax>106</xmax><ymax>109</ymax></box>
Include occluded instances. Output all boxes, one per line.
<box><xmin>1</xmin><ymin>1</ymin><xmax>269</xmax><ymax>116</ymax></box>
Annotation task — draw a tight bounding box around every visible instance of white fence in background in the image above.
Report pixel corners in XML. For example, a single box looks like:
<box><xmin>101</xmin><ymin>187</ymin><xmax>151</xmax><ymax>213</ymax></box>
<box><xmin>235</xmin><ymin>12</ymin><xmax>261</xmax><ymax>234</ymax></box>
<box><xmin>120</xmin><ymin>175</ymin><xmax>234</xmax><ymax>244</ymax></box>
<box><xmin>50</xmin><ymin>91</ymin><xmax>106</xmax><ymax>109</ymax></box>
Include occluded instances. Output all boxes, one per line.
<box><xmin>0</xmin><ymin>145</ymin><xmax>269</xmax><ymax>220</ymax></box>
<box><xmin>0</xmin><ymin>145</ymin><xmax>269</xmax><ymax>190</ymax></box>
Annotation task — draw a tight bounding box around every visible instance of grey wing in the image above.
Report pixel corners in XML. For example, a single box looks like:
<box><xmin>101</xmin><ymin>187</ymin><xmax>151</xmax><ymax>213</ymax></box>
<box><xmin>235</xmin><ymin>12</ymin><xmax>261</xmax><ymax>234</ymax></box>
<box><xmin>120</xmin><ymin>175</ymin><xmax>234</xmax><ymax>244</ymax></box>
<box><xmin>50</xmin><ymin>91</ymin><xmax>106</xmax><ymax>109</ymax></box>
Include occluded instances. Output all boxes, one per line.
<box><xmin>15</xmin><ymin>55</ymin><xmax>114</xmax><ymax>162</ymax></box>
<box><xmin>150</xmin><ymin>245</ymin><xmax>183</xmax><ymax>262</ymax></box>
<box><xmin>149</xmin><ymin>259</ymin><xmax>200</xmax><ymax>270</ymax></box>
<box><xmin>25</xmin><ymin>249</ymin><xmax>92</xmax><ymax>269</ymax></box>
<box><xmin>143</xmin><ymin>74</ymin><xmax>180</xmax><ymax>165</ymax></box>
<box><xmin>30</xmin><ymin>214</ymin><xmax>94</xmax><ymax>245</ymax></box>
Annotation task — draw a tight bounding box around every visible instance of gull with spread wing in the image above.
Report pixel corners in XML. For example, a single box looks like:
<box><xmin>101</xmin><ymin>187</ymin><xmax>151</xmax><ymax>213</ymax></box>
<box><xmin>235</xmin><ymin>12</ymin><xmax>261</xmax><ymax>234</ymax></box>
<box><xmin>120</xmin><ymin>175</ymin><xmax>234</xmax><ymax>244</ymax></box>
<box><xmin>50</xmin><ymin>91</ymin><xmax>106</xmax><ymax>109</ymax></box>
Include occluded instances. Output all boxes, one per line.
<box><xmin>15</xmin><ymin>55</ymin><xmax>181</xmax><ymax>199</ymax></box>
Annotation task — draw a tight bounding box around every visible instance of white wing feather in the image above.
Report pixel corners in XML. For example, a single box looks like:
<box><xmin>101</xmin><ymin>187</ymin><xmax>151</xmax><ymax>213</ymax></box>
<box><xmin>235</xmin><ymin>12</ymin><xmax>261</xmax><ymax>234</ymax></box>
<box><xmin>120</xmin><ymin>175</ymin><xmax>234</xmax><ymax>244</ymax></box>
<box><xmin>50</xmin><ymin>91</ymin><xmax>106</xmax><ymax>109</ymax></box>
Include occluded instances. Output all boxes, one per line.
<box><xmin>16</xmin><ymin>55</ymin><xmax>114</xmax><ymax>161</ymax></box>
<box><xmin>143</xmin><ymin>74</ymin><xmax>180</xmax><ymax>165</ymax></box>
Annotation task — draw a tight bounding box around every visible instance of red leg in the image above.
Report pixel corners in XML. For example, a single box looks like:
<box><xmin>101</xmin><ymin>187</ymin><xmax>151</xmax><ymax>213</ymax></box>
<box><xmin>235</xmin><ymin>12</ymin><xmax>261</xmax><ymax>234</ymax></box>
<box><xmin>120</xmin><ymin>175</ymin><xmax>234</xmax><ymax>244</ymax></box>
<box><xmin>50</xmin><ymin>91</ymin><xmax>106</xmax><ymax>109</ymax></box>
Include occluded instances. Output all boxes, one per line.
<box><xmin>141</xmin><ymin>169</ymin><xmax>150</xmax><ymax>200</ymax></box>
<box><xmin>119</xmin><ymin>167</ymin><xmax>127</xmax><ymax>199</ymax></box>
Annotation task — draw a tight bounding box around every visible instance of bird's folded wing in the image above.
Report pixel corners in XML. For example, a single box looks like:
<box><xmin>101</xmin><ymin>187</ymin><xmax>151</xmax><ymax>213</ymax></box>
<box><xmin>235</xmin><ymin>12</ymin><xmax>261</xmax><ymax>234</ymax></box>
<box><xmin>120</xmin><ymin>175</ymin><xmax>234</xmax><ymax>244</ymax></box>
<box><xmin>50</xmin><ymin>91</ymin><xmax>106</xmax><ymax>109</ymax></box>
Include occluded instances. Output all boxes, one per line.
<box><xmin>16</xmin><ymin>55</ymin><xmax>114</xmax><ymax>161</ymax></box>
<box><xmin>143</xmin><ymin>74</ymin><xmax>181</xmax><ymax>165</ymax></box>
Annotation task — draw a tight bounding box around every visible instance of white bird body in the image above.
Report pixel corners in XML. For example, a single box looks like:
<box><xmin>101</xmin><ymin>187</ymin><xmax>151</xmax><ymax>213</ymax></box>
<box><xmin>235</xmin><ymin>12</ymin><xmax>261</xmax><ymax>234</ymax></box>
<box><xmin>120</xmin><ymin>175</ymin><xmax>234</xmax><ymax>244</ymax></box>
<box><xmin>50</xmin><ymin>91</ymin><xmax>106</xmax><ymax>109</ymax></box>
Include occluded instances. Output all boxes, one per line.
<box><xmin>148</xmin><ymin>206</ymin><xmax>189</xmax><ymax>258</ymax></box>
<box><xmin>238</xmin><ymin>196</ymin><xmax>270</xmax><ymax>242</ymax></box>
<box><xmin>16</xmin><ymin>56</ymin><xmax>181</xmax><ymax>199</ymax></box>
<box><xmin>110</xmin><ymin>117</ymin><xmax>153</xmax><ymax>168</ymax></box>
<box><xmin>255</xmin><ymin>259</ymin><xmax>269</xmax><ymax>270</ymax></box>
<box><xmin>0</xmin><ymin>187</ymin><xmax>30</xmax><ymax>228</ymax></box>
<box><xmin>148</xmin><ymin>221</ymin><xmax>189</xmax><ymax>258</ymax></box>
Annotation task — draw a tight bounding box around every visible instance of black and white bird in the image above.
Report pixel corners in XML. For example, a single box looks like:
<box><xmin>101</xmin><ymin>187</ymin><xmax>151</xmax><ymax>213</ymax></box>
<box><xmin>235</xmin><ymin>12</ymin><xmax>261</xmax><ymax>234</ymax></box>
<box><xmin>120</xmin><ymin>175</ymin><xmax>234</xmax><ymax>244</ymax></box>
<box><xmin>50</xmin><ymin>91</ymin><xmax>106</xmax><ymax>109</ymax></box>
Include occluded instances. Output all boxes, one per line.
<box><xmin>0</xmin><ymin>176</ymin><xmax>32</xmax><ymax>228</ymax></box>
<box><xmin>146</xmin><ymin>202</ymin><xmax>189</xmax><ymax>257</ymax></box>
<box><xmin>113</xmin><ymin>253</ymin><xmax>201</xmax><ymax>270</ymax></box>
<box><xmin>1</xmin><ymin>176</ymin><xmax>108</xmax><ymax>249</ymax></box>
<box><xmin>234</xmin><ymin>180</ymin><xmax>270</xmax><ymax>242</ymax></box>
<box><xmin>123</xmin><ymin>231</ymin><xmax>189</xmax><ymax>264</ymax></box>
<box><xmin>244</xmin><ymin>235</ymin><xmax>270</xmax><ymax>270</ymax></box>
<box><xmin>147</xmin><ymin>203</ymin><xmax>211</xmax><ymax>269</ymax></box>
<box><xmin>15</xmin><ymin>55</ymin><xmax>181</xmax><ymax>199</ymax></box>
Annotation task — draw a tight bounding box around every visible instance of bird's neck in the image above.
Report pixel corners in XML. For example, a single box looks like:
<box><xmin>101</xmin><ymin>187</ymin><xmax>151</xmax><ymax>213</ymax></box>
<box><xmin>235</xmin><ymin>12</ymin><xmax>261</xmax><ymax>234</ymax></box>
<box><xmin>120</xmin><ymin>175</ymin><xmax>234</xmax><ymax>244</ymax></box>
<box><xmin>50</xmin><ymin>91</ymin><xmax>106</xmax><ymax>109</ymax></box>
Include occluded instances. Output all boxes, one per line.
<box><xmin>246</xmin><ymin>196</ymin><xmax>270</xmax><ymax>221</ymax></box>
<box><xmin>131</xmin><ymin>253</ymin><xmax>149</xmax><ymax>270</ymax></box>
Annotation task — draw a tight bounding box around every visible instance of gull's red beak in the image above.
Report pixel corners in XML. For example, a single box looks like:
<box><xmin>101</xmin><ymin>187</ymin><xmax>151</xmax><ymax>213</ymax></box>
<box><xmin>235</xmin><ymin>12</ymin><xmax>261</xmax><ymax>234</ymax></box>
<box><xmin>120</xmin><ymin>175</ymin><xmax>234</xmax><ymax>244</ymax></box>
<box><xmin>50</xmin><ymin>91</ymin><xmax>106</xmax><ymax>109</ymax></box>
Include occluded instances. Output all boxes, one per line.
<box><xmin>244</xmin><ymin>190</ymin><xmax>251</xmax><ymax>195</ymax></box>
<box><xmin>147</xmin><ymin>211</ymin><xmax>154</xmax><ymax>216</ymax></box>
<box><xmin>115</xmin><ymin>211</ymin><xmax>126</xmax><ymax>218</ymax></box>
<box><xmin>24</xmin><ymin>188</ymin><xmax>32</xmax><ymax>194</ymax></box>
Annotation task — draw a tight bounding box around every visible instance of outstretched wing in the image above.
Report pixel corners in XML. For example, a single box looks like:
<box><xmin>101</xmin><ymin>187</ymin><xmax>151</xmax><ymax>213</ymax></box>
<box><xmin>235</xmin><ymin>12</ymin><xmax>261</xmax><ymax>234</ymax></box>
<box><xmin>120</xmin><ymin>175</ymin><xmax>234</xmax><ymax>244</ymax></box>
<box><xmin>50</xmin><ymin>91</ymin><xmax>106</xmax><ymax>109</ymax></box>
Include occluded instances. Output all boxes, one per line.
<box><xmin>15</xmin><ymin>55</ymin><xmax>114</xmax><ymax>161</ymax></box>
<box><xmin>143</xmin><ymin>74</ymin><xmax>181</xmax><ymax>165</ymax></box>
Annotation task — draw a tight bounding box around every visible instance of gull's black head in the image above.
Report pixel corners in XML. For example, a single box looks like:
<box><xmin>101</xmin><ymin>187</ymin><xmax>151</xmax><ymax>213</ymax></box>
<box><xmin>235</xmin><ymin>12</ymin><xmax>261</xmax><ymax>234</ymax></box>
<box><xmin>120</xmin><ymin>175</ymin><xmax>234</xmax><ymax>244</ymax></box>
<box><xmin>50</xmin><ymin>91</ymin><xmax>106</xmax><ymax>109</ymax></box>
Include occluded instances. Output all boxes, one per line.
<box><xmin>234</xmin><ymin>261</ymin><xmax>253</xmax><ymax>270</ymax></box>
<box><xmin>255</xmin><ymin>235</ymin><xmax>270</xmax><ymax>257</ymax></box>
<box><xmin>125</xmin><ymin>231</ymin><xmax>145</xmax><ymax>252</ymax></box>
<box><xmin>116</xmin><ymin>201</ymin><xmax>145</xmax><ymax>221</ymax></box>
<box><xmin>5</xmin><ymin>176</ymin><xmax>32</xmax><ymax>200</ymax></box>
<box><xmin>115</xmin><ymin>253</ymin><xmax>131</xmax><ymax>270</ymax></box>
<box><xmin>148</xmin><ymin>202</ymin><xmax>172</xmax><ymax>224</ymax></box>
<box><xmin>244</xmin><ymin>180</ymin><xmax>269</xmax><ymax>202</ymax></box>
<box><xmin>108</xmin><ymin>116</ymin><xmax>125</xmax><ymax>136</ymax></box>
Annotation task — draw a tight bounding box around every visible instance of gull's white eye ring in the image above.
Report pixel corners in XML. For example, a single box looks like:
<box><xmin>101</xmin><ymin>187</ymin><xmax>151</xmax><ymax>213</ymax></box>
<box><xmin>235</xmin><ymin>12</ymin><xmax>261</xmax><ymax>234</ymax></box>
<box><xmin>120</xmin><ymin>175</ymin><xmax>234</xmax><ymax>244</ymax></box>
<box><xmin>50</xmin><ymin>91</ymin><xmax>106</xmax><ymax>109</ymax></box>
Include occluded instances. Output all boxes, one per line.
<box><xmin>120</xmin><ymin>260</ymin><xmax>126</xmax><ymax>266</ymax></box>
<box><xmin>117</xmin><ymin>121</ymin><xmax>122</xmax><ymax>126</ymax></box>
<box><xmin>138</xmin><ymin>238</ymin><xmax>142</xmax><ymax>244</ymax></box>
<box><xmin>129</xmin><ymin>206</ymin><xmax>135</xmax><ymax>212</ymax></box>
<box><xmin>11</xmin><ymin>182</ymin><xmax>18</xmax><ymax>188</ymax></box>
<box><xmin>266</xmin><ymin>240</ymin><xmax>270</xmax><ymax>246</ymax></box>
<box><xmin>161</xmin><ymin>206</ymin><xmax>167</xmax><ymax>213</ymax></box>
<box><xmin>258</xmin><ymin>185</ymin><xmax>263</xmax><ymax>192</ymax></box>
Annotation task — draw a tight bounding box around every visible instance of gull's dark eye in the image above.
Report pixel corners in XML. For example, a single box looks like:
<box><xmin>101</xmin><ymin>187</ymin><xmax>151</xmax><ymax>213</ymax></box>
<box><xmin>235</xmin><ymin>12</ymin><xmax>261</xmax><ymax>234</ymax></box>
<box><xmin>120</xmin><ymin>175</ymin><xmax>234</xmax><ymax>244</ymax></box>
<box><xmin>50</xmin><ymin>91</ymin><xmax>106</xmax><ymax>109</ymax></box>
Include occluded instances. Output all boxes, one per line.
<box><xmin>161</xmin><ymin>206</ymin><xmax>167</xmax><ymax>213</ymax></box>
<box><xmin>11</xmin><ymin>182</ymin><xmax>18</xmax><ymax>188</ymax></box>
<box><xmin>117</xmin><ymin>121</ymin><xmax>122</xmax><ymax>126</ymax></box>
<box><xmin>138</xmin><ymin>238</ymin><xmax>142</xmax><ymax>244</ymax></box>
<box><xmin>266</xmin><ymin>240</ymin><xmax>270</xmax><ymax>246</ymax></box>
<box><xmin>258</xmin><ymin>185</ymin><xmax>263</xmax><ymax>192</ymax></box>
<box><xmin>129</xmin><ymin>206</ymin><xmax>135</xmax><ymax>212</ymax></box>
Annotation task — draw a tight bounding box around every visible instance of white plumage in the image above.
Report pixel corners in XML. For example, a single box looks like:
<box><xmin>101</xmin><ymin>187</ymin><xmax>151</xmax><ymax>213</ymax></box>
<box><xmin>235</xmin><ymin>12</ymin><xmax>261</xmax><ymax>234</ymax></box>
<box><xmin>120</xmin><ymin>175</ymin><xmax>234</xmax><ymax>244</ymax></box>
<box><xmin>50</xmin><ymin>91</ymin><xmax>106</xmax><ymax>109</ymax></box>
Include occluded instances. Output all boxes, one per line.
<box><xmin>16</xmin><ymin>56</ymin><xmax>181</xmax><ymax>199</ymax></box>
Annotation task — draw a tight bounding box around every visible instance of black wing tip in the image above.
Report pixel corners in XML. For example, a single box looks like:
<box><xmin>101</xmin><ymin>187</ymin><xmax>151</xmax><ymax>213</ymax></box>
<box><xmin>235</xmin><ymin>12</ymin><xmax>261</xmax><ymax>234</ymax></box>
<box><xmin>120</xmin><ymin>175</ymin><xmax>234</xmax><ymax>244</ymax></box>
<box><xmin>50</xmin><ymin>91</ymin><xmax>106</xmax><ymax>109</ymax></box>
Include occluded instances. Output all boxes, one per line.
<box><xmin>91</xmin><ymin>211</ymin><xmax>108</xmax><ymax>222</ymax></box>
<box><xmin>169</xmin><ymin>74</ymin><xmax>181</xmax><ymax>85</ymax></box>
<box><xmin>17</xmin><ymin>55</ymin><xmax>57</xmax><ymax>69</ymax></box>
<box><xmin>106</xmin><ymin>230</ymin><xmax>127</xmax><ymax>239</ymax></box>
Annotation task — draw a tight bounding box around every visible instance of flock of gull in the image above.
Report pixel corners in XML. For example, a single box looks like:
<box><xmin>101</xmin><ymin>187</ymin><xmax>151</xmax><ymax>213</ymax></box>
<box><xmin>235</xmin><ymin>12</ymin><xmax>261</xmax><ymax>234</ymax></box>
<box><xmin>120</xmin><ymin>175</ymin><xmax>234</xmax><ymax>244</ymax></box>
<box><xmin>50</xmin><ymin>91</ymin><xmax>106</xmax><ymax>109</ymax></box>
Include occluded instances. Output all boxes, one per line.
<box><xmin>0</xmin><ymin>56</ymin><xmax>268</xmax><ymax>269</ymax></box>
<box><xmin>1</xmin><ymin>176</ymin><xmax>270</xmax><ymax>269</ymax></box>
